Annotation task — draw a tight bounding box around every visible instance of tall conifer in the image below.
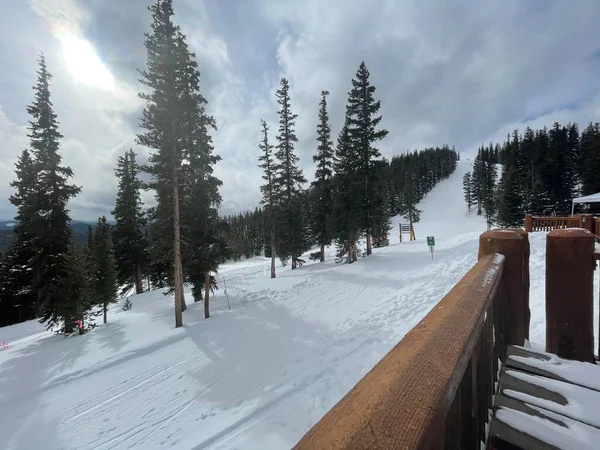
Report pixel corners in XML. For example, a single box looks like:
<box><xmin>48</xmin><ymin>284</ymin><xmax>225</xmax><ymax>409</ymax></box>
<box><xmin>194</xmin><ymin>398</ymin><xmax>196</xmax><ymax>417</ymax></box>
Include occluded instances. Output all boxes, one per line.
<box><xmin>90</xmin><ymin>217</ymin><xmax>118</xmax><ymax>324</ymax></box>
<box><xmin>112</xmin><ymin>149</ymin><xmax>147</xmax><ymax>295</ymax></box>
<box><xmin>272</xmin><ymin>78</ymin><xmax>307</xmax><ymax>268</ymax></box>
<box><xmin>138</xmin><ymin>0</ymin><xmax>219</xmax><ymax>325</ymax></box>
<box><xmin>15</xmin><ymin>55</ymin><xmax>81</xmax><ymax>332</ymax></box>
<box><xmin>311</xmin><ymin>90</ymin><xmax>334</xmax><ymax>262</ymax></box>
<box><xmin>345</xmin><ymin>62</ymin><xmax>388</xmax><ymax>255</ymax></box>
<box><xmin>258</xmin><ymin>119</ymin><xmax>278</xmax><ymax>278</ymax></box>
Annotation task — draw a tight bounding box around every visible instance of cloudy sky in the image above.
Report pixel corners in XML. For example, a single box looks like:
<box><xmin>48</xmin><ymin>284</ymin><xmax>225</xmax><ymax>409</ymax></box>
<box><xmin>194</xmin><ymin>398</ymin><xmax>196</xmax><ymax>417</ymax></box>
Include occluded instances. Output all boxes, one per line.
<box><xmin>0</xmin><ymin>0</ymin><xmax>599</xmax><ymax>221</ymax></box>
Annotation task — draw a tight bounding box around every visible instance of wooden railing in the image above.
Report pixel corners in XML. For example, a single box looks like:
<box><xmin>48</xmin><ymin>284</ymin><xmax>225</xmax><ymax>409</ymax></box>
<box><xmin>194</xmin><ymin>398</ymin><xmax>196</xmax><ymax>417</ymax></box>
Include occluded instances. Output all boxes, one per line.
<box><xmin>294</xmin><ymin>230</ymin><xmax>527</xmax><ymax>450</ymax></box>
<box><xmin>525</xmin><ymin>215</ymin><xmax>582</xmax><ymax>232</ymax></box>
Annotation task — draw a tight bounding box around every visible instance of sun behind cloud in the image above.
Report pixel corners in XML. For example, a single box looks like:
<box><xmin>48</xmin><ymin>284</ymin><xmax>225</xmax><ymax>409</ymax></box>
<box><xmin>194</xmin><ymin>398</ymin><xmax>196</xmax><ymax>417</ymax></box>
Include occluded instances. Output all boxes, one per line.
<box><xmin>58</xmin><ymin>33</ymin><xmax>115</xmax><ymax>90</ymax></box>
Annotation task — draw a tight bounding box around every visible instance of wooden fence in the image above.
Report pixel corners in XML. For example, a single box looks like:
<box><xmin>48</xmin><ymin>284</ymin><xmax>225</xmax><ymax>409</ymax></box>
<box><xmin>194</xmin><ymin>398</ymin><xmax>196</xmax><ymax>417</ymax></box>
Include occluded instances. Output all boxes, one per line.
<box><xmin>293</xmin><ymin>230</ymin><xmax>527</xmax><ymax>450</ymax></box>
<box><xmin>524</xmin><ymin>215</ymin><xmax>582</xmax><ymax>232</ymax></box>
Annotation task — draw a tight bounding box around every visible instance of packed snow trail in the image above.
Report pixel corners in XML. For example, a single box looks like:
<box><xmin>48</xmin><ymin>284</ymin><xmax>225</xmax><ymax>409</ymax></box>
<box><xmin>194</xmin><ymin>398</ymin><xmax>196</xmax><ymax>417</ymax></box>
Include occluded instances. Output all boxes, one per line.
<box><xmin>5</xmin><ymin>157</ymin><xmax>594</xmax><ymax>450</ymax></box>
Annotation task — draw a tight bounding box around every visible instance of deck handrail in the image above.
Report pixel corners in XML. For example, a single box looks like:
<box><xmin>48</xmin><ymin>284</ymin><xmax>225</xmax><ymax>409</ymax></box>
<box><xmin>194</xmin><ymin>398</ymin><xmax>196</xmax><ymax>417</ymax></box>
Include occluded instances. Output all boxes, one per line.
<box><xmin>294</xmin><ymin>251</ymin><xmax>512</xmax><ymax>449</ymax></box>
<box><xmin>525</xmin><ymin>215</ymin><xmax>582</xmax><ymax>232</ymax></box>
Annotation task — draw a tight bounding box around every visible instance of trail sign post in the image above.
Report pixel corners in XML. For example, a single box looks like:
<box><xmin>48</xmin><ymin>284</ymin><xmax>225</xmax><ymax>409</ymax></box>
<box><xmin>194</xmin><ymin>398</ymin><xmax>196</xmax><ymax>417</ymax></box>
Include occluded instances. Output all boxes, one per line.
<box><xmin>399</xmin><ymin>223</ymin><xmax>416</xmax><ymax>242</ymax></box>
<box><xmin>427</xmin><ymin>236</ymin><xmax>435</xmax><ymax>259</ymax></box>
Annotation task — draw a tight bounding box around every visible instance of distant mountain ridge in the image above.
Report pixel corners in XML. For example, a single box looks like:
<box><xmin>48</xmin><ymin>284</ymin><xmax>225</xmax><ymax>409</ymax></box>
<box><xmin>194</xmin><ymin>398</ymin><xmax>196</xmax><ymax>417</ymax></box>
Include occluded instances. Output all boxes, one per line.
<box><xmin>0</xmin><ymin>219</ymin><xmax>114</xmax><ymax>231</ymax></box>
<box><xmin>0</xmin><ymin>219</ymin><xmax>116</xmax><ymax>252</ymax></box>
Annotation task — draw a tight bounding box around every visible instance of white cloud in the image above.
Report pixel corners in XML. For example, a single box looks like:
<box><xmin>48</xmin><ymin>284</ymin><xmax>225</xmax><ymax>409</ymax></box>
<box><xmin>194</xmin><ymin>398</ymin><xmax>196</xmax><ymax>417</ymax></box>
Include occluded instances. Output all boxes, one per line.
<box><xmin>1</xmin><ymin>0</ymin><xmax>600</xmax><ymax>220</ymax></box>
<box><xmin>28</xmin><ymin>0</ymin><xmax>88</xmax><ymax>37</ymax></box>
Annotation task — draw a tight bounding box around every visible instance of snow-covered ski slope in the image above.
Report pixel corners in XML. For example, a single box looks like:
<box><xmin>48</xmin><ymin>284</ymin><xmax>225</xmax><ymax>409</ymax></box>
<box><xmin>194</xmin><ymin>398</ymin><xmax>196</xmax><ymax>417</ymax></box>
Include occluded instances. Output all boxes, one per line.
<box><xmin>0</xmin><ymin>157</ymin><xmax>596</xmax><ymax>450</ymax></box>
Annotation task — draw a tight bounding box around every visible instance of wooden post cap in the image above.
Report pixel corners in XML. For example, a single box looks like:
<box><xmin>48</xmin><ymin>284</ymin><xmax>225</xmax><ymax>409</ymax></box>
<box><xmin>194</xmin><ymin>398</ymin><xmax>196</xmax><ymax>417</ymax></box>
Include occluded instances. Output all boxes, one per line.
<box><xmin>547</xmin><ymin>228</ymin><xmax>594</xmax><ymax>239</ymax></box>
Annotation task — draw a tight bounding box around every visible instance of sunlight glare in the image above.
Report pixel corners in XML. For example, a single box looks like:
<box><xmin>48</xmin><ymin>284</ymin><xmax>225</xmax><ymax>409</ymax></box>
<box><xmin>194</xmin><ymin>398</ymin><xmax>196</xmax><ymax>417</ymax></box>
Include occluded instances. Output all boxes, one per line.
<box><xmin>60</xmin><ymin>34</ymin><xmax>114</xmax><ymax>89</ymax></box>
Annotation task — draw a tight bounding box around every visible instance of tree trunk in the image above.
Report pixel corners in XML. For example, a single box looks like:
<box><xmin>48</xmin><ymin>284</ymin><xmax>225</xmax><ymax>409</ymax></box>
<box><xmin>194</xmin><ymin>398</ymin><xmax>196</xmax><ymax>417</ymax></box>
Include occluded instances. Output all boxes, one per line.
<box><xmin>180</xmin><ymin>259</ymin><xmax>187</xmax><ymax>312</ymax></box>
<box><xmin>366</xmin><ymin>233</ymin><xmax>372</xmax><ymax>256</ymax></box>
<box><xmin>270</xmin><ymin>227</ymin><xmax>276</xmax><ymax>278</ymax></box>
<box><xmin>320</xmin><ymin>242</ymin><xmax>325</xmax><ymax>262</ymax></box>
<box><xmin>172</xmin><ymin>169</ymin><xmax>183</xmax><ymax>328</ymax></box>
<box><xmin>204</xmin><ymin>272</ymin><xmax>210</xmax><ymax>319</ymax></box>
<box><xmin>103</xmin><ymin>301</ymin><xmax>107</xmax><ymax>324</ymax></box>
<box><xmin>347</xmin><ymin>233</ymin><xmax>351</xmax><ymax>264</ymax></box>
<box><xmin>64</xmin><ymin>321</ymin><xmax>75</xmax><ymax>334</ymax></box>
<box><xmin>135</xmin><ymin>264</ymin><xmax>143</xmax><ymax>294</ymax></box>
<box><xmin>77</xmin><ymin>302</ymin><xmax>84</xmax><ymax>335</ymax></box>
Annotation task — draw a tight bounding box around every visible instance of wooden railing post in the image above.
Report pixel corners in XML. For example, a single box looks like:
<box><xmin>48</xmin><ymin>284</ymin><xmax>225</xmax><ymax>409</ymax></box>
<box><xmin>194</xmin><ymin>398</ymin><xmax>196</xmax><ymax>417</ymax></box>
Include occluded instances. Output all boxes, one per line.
<box><xmin>525</xmin><ymin>215</ymin><xmax>533</xmax><ymax>233</ymax></box>
<box><xmin>581</xmin><ymin>214</ymin><xmax>595</xmax><ymax>235</ymax></box>
<box><xmin>479</xmin><ymin>230</ymin><xmax>526</xmax><ymax>347</ymax></box>
<box><xmin>546</xmin><ymin>229</ymin><xmax>595</xmax><ymax>362</ymax></box>
<box><xmin>495</xmin><ymin>228</ymin><xmax>530</xmax><ymax>340</ymax></box>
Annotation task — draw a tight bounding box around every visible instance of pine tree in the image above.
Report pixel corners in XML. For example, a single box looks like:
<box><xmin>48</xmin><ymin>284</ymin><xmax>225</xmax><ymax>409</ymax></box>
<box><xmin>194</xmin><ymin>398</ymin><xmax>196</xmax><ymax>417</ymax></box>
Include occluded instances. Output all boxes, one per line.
<box><xmin>112</xmin><ymin>149</ymin><xmax>147</xmax><ymax>295</ymax></box>
<box><xmin>566</xmin><ymin>123</ymin><xmax>580</xmax><ymax>200</ymax></box>
<box><xmin>0</xmin><ymin>251</ymin><xmax>8</xmax><ymax>326</ymax></box>
<box><xmin>1</xmin><ymin>243</ymin><xmax>35</xmax><ymax>326</ymax></box>
<box><xmin>311</xmin><ymin>90</ymin><xmax>334</xmax><ymax>262</ymax></box>
<box><xmin>253</xmin><ymin>208</ymin><xmax>265</xmax><ymax>256</ymax></box>
<box><xmin>463</xmin><ymin>172</ymin><xmax>473</xmax><ymax>212</ymax></box>
<box><xmin>401</xmin><ymin>170</ymin><xmax>423</xmax><ymax>226</ymax></box>
<box><xmin>175</xmin><ymin>32</ymin><xmax>223</xmax><ymax>318</ymax></box>
<box><xmin>544</xmin><ymin>123</ymin><xmax>574</xmax><ymax>214</ymax></box>
<box><xmin>497</xmin><ymin>131</ymin><xmax>524</xmax><ymax>227</ymax></box>
<box><xmin>82</xmin><ymin>224</ymin><xmax>97</xmax><ymax>323</ymax></box>
<box><xmin>520</xmin><ymin>128</ymin><xmax>536</xmax><ymax>212</ymax></box>
<box><xmin>258</xmin><ymin>119</ymin><xmax>278</xmax><ymax>278</ymax></box>
<box><xmin>580</xmin><ymin>123</ymin><xmax>600</xmax><ymax>196</ymax></box>
<box><xmin>90</xmin><ymin>217</ymin><xmax>118</xmax><ymax>324</ymax></box>
<box><xmin>61</xmin><ymin>245</ymin><xmax>91</xmax><ymax>335</ymax></box>
<box><xmin>272</xmin><ymin>78</ymin><xmax>307</xmax><ymax>268</ymax></box>
<box><xmin>371</xmin><ymin>159</ymin><xmax>391</xmax><ymax>247</ymax></box>
<box><xmin>145</xmin><ymin>213</ymin><xmax>169</xmax><ymax>289</ymax></box>
<box><xmin>482</xmin><ymin>160</ymin><xmax>498</xmax><ymax>230</ymax></box>
<box><xmin>19</xmin><ymin>55</ymin><xmax>81</xmax><ymax>332</ymax></box>
<box><xmin>138</xmin><ymin>0</ymin><xmax>202</xmax><ymax>327</ymax></box>
<box><xmin>332</xmin><ymin>122</ymin><xmax>362</xmax><ymax>263</ymax></box>
<box><xmin>471</xmin><ymin>149</ymin><xmax>484</xmax><ymax>215</ymax></box>
<box><xmin>346</xmin><ymin>62</ymin><xmax>389</xmax><ymax>256</ymax></box>
<box><xmin>7</xmin><ymin>149</ymin><xmax>38</xmax><ymax>323</ymax></box>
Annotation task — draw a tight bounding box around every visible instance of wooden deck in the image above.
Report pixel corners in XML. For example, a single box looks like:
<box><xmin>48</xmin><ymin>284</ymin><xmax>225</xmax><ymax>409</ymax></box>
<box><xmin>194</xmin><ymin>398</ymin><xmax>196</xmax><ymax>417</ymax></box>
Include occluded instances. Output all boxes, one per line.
<box><xmin>489</xmin><ymin>345</ymin><xmax>600</xmax><ymax>449</ymax></box>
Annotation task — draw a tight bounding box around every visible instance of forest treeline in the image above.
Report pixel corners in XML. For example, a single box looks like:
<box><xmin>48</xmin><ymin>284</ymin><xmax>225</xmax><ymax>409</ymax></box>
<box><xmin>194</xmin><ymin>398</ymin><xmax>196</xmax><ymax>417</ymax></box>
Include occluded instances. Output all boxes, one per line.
<box><xmin>0</xmin><ymin>0</ymin><xmax>457</xmax><ymax>329</ymax></box>
<box><xmin>225</xmin><ymin>146</ymin><xmax>458</xmax><ymax>263</ymax></box>
<box><xmin>463</xmin><ymin>122</ymin><xmax>600</xmax><ymax>228</ymax></box>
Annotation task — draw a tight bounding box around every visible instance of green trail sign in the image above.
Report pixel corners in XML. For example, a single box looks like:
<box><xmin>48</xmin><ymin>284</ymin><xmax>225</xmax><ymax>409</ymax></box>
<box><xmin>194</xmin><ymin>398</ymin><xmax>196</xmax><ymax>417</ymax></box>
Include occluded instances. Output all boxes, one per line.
<box><xmin>427</xmin><ymin>236</ymin><xmax>435</xmax><ymax>259</ymax></box>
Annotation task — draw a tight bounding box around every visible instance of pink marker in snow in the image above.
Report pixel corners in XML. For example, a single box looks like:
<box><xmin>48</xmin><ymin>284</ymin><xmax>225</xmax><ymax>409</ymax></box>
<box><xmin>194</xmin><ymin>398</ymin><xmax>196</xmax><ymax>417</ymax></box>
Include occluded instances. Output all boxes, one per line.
<box><xmin>147</xmin><ymin>303</ymin><xmax>151</xmax><ymax>310</ymax></box>
<box><xmin>2</xmin><ymin>340</ymin><xmax>7</xmax><ymax>350</ymax></box>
